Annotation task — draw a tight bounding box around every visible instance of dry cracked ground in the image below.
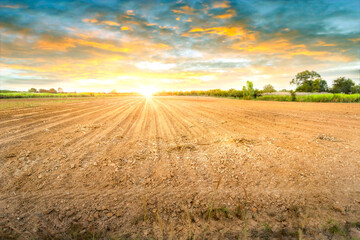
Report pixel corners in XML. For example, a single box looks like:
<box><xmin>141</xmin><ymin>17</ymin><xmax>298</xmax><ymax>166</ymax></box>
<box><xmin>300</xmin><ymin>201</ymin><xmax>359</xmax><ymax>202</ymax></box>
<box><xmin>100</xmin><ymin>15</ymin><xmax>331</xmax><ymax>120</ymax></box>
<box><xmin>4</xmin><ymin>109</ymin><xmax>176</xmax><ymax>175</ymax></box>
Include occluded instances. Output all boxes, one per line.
<box><xmin>0</xmin><ymin>96</ymin><xmax>359</xmax><ymax>239</ymax></box>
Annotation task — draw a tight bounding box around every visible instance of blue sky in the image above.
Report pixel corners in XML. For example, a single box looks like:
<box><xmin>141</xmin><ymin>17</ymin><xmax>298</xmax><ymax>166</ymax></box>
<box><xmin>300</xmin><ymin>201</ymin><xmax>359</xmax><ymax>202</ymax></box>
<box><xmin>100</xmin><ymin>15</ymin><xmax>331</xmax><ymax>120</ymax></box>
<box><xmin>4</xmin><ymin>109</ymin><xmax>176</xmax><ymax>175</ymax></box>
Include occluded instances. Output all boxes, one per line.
<box><xmin>1</xmin><ymin>0</ymin><xmax>359</xmax><ymax>92</ymax></box>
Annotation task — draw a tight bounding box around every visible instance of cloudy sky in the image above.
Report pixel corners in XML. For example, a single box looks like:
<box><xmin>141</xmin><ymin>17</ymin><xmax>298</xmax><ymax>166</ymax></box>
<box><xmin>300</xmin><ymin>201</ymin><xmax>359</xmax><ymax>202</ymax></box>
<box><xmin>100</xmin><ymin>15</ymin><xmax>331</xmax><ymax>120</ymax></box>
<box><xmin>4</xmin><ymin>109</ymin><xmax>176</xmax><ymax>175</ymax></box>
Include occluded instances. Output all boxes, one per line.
<box><xmin>1</xmin><ymin>0</ymin><xmax>359</xmax><ymax>92</ymax></box>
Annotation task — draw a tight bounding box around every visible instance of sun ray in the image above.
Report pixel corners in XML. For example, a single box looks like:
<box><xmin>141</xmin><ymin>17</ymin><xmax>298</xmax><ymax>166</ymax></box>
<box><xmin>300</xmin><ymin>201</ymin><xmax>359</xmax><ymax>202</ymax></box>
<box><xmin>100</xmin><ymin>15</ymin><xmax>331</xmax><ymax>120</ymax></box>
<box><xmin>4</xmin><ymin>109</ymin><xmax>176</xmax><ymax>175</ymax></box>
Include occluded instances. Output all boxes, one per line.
<box><xmin>137</xmin><ymin>85</ymin><xmax>156</xmax><ymax>98</ymax></box>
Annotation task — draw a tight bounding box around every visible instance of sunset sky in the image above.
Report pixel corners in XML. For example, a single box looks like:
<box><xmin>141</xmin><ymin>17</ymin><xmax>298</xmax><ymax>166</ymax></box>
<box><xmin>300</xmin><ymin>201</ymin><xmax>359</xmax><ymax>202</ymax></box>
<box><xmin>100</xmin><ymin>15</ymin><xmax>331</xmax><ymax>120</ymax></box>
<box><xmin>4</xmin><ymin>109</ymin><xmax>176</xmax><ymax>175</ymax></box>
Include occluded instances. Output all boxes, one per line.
<box><xmin>1</xmin><ymin>0</ymin><xmax>359</xmax><ymax>92</ymax></box>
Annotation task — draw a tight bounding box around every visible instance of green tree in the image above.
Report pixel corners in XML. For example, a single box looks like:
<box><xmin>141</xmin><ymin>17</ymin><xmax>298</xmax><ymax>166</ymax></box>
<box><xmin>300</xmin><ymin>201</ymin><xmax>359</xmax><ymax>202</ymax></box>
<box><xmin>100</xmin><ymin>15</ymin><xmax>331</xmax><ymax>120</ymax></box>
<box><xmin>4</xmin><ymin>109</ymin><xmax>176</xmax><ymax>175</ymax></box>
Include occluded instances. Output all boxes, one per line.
<box><xmin>350</xmin><ymin>84</ymin><xmax>360</xmax><ymax>93</ymax></box>
<box><xmin>290</xmin><ymin>90</ymin><xmax>296</xmax><ymax>101</ymax></box>
<box><xmin>253</xmin><ymin>89</ymin><xmax>262</xmax><ymax>98</ymax></box>
<box><xmin>228</xmin><ymin>88</ymin><xmax>243</xmax><ymax>98</ymax></box>
<box><xmin>312</xmin><ymin>79</ymin><xmax>328</xmax><ymax>92</ymax></box>
<box><xmin>243</xmin><ymin>81</ymin><xmax>254</xmax><ymax>99</ymax></box>
<box><xmin>28</xmin><ymin>88</ymin><xmax>37</xmax><ymax>93</ymax></box>
<box><xmin>291</xmin><ymin>70</ymin><xmax>324</xmax><ymax>92</ymax></box>
<box><xmin>247</xmin><ymin>81</ymin><xmax>254</xmax><ymax>97</ymax></box>
<box><xmin>263</xmin><ymin>84</ymin><xmax>276</xmax><ymax>93</ymax></box>
<box><xmin>242</xmin><ymin>86</ymin><xmax>248</xmax><ymax>98</ymax></box>
<box><xmin>39</xmin><ymin>89</ymin><xmax>48</xmax><ymax>93</ymax></box>
<box><xmin>48</xmin><ymin>88</ymin><xmax>57</xmax><ymax>93</ymax></box>
<box><xmin>332</xmin><ymin>77</ymin><xmax>355</xmax><ymax>94</ymax></box>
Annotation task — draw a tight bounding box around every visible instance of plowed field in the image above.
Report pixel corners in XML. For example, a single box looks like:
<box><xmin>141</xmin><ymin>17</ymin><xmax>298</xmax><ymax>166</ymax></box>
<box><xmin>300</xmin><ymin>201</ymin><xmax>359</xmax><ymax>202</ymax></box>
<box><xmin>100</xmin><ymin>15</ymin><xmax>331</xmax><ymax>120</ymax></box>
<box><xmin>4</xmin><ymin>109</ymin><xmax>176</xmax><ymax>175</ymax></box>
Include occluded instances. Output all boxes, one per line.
<box><xmin>1</xmin><ymin>96</ymin><xmax>359</xmax><ymax>239</ymax></box>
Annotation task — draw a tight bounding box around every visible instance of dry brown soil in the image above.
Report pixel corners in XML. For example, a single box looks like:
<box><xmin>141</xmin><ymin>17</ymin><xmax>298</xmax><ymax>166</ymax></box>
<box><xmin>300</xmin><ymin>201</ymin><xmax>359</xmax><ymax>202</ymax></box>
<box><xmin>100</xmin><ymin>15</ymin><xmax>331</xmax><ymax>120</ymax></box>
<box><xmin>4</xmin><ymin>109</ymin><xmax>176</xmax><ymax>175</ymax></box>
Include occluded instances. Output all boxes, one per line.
<box><xmin>0</xmin><ymin>96</ymin><xmax>359</xmax><ymax>239</ymax></box>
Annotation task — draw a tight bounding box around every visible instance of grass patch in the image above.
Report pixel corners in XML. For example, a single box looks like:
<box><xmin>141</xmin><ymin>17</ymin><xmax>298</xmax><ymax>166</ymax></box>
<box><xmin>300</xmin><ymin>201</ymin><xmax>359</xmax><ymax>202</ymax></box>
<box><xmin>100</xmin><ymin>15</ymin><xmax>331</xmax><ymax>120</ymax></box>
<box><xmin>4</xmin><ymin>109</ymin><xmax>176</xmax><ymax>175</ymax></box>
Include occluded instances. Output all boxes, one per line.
<box><xmin>256</xmin><ymin>95</ymin><xmax>292</xmax><ymax>101</ymax></box>
<box><xmin>297</xmin><ymin>93</ymin><xmax>360</xmax><ymax>102</ymax></box>
<box><xmin>208</xmin><ymin>176</ymin><xmax>222</xmax><ymax>221</ymax></box>
<box><xmin>325</xmin><ymin>219</ymin><xmax>348</xmax><ymax>237</ymax></box>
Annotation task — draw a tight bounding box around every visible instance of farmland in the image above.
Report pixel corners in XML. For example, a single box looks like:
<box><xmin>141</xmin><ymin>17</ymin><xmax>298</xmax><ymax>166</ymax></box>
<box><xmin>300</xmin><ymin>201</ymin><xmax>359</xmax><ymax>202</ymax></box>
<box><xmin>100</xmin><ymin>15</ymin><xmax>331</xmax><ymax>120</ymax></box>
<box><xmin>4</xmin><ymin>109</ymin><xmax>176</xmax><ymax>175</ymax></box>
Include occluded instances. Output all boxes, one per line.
<box><xmin>0</xmin><ymin>96</ymin><xmax>359</xmax><ymax>239</ymax></box>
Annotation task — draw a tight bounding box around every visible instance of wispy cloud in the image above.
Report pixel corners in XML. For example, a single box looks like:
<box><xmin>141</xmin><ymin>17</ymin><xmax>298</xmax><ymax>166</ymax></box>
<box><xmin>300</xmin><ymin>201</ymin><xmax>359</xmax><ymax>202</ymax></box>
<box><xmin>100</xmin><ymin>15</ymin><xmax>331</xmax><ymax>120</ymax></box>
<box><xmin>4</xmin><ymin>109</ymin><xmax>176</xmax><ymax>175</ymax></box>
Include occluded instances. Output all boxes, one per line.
<box><xmin>0</xmin><ymin>0</ymin><xmax>359</xmax><ymax>91</ymax></box>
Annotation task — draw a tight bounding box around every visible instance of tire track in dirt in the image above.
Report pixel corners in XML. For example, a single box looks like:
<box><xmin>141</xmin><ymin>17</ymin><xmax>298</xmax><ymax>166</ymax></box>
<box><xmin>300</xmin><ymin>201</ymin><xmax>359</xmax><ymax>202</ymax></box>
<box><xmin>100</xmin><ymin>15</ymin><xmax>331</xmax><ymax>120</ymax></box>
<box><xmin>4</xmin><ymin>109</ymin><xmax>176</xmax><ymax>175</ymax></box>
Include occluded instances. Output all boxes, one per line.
<box><xmin>66</xmin><ymin>98</ymin><xmax>144</xmax><ymax>149</ymax></box>
<box><xmin>0</xmin><ymin>99</ymin><xmax>120</xmax><ymax>135</ymax></box>
<box><xmin>156</xmin><ymin>98</ymin><xmax>235</xmax><ymax>141</ymax></box>
<box><xmin>172</xmin><ymin>99</ymin><xmax>305</xmax><ymax>140</ymax></box>
<box><xmin>151</xmin><ymin>99</ymin><xmax>177</xmax><ymax>142</ymax></box>
<box><xmin>154</xmin><ymin>99</ymin><xmax>201</xmax><ymax>138</ymax></box>
<box><xmin>104</xmin><ymin>98</ymin><xmax>146</xmax><ymax>142</ymax></box>
<box><xmin>153</xmin><ymin>99</ymin><xmax>213</xmax><ymax>186</ymax></box>
<box><xmin>0</xmin><ymin>98</ymin><xmax>139</xmax><ymax>146</ymax></box>
<box><xmin>129</xmin><ymin>98</ymin><xmax>152</xmax><ymax>143</ymax></box>
<box><xmin>158</xmin><ymin>98</ymin><xmax>229</xmax><ymax>138</ymax></box>
<box><xmin>0</xmin><ymin>100</ymin><xmax>102</xmax><ymax>126</ymax></box>
<box><xmin>79</xmin><ymin>98</ymin><xmax>146</xmax><ymax>160</ymax></box>
<box><xmin>191</xmin><ymin>99</ymin><xmax>360</xmax><ymax>139</ymax></box>
<box><xmin>0</xmin><ymin>103</ymin><xmax>109</xmax><ymax>136</ymax></box>
<box><xmin>154</xmin><ymin>99</ymin><xmax>200</xmax><ymax>139</ymax></box>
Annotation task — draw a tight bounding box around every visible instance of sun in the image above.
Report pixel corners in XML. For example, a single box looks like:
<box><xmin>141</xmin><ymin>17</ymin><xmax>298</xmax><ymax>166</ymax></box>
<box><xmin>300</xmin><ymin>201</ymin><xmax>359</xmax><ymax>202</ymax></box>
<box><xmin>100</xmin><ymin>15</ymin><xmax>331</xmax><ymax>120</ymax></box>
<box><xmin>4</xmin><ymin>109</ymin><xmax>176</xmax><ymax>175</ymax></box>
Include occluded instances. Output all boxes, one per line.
<box><xmin>138</xmin><ymin>85</ymin><xmax>156</xmax><ymax>99</ymax></box>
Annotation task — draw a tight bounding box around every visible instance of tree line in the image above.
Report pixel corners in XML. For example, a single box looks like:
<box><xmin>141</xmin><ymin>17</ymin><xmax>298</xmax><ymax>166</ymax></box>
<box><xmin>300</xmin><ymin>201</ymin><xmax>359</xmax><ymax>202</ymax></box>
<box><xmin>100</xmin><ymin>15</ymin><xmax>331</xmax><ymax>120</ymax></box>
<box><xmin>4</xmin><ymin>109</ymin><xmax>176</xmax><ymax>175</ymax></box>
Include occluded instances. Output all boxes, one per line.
<box><xmin>291</xmin><ymin>70</ymin><xmax>359</xmax><ymax>94</ymax></box>
<box><xmin>156</xmin><ymin>70</ymin><xmax>360</xmax><ymax>98</ymax></box>
<box><xmin>28</xmin><ymin>87</ymin><xmax>64</xmax><ymax>93</ymax></box>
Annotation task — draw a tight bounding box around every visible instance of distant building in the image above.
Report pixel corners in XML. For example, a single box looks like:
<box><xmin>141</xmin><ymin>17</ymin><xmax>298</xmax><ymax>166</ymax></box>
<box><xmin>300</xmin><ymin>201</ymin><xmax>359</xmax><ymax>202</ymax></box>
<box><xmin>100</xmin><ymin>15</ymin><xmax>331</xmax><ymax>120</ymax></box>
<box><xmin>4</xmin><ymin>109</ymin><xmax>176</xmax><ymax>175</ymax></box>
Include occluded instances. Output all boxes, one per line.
<box><xmin>58</xmin><ymin>87</ymin><xmax>64</xmax><ymax>93</ymax></box>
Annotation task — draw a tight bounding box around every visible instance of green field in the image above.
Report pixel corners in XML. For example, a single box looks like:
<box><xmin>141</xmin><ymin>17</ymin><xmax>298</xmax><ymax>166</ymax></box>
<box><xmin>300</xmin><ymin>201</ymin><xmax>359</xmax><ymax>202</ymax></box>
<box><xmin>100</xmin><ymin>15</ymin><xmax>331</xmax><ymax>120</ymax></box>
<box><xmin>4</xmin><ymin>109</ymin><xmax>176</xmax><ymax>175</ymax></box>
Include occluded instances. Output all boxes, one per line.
<box><xmin>0</xmin><ymin>92</ymin><xmax>139</xmax><ymax>99</ymax></box>
<box><xmin>257</xmin><ymin>93</ymin><xmax>360</xmax><ymax>103</ymax></box>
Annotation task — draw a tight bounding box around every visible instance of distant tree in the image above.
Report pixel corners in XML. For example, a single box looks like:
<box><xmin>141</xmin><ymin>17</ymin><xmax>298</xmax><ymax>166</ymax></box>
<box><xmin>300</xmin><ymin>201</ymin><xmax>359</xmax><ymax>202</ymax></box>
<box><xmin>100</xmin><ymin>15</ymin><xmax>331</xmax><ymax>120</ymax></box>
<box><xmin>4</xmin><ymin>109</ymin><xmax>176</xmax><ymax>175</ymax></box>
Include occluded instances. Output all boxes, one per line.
<box><xmin>319</xmin><ymin>79</ymin><xmax>328</xmax><ymax>92</ymax></box>
<box><xmin>332</xmin><ymin>77</ymin><xmax>355</xmax><ymax>94</ymax></box>
<box><xmin>228</xmin><ymin>88</ymin><xmax>236</xmax><ymax>98</ymax></box>
<box><xmin>243</xmin><ymin>81</ymin><xmax>254</xmax><ymax>99</ymax></box>
<box><xmin>351</xmin><ymin>84</ymin><xmax>360</xmax><ymax>93</ymax></box>
<box><xmin>291</xmin><ymin>70</ymin><xmax>326</xmax><ymax>92</ymax></box>
<box><xmin>111</xmin><ymin>89</ymin><xmax>117</xmax><ymax>94</ymax></box>
<box><xmin>247</xmin><ymin>81</ymin><xmax>254</xmax><ymax>97</ymax></box>
<box><xmin>48</xmin><ymin>88</ymin><xmax>57</xmax><ymax>93</ymax></box>
<box><xmin>312</xmin><ymin>79</ymin><xmax>328</xmax><ymax>92</ymax></box>
<box><xmin>228</xmin><ymin>88</ymin><xmax>243</xmax><ymax>98</ymax></box>
<box><xmin>263</xmin><ymin>84</ymin><xmax>276</xmax><ymax>93</ymax></box>
<box><xmin>28</xmin><ymin>88</ymin><xmax>37</xmax><ymax>93</ymax></box>
<box><xmin>39</xmin><ymin>89</ymin><xmax>48</xmax><ymax>93</ymax></box>
<box><xmin>280</xmin><ymin>89</ymin><xmax>288</xmax><ymax>92</ymax></box>
<box><xmin>290</xmin><ymin>90</ymin><xmax>296</xmax><ymax>101</ymax></box>
<box><xmin>253</xmin><ymin>89</ymin><xmax>262</xmax><ymax>98</ymax></box>
<box><xmin>242</xmin><ymin>86</ymin><xmax>248</xmax><ymax>98</ymax></box>
<box><xmin>58</xmin><ymin>87</ymin><xmax>64</xmax><ymax>93</ymax></box>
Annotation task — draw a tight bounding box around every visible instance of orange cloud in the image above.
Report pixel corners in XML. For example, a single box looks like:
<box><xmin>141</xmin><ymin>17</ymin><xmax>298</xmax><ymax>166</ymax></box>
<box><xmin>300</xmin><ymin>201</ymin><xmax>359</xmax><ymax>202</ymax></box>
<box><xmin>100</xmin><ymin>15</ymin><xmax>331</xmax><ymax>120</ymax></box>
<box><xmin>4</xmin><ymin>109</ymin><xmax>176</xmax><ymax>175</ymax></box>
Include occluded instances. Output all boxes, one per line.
<box><xmin>184</xmin><ymin>18</ymin><xmax>192</xmax><ymax>22</ymax></box>
<box><xmin>172</xmin><ymin>9</ymin><xmax>184</xmax><ymax>14</ymax></box>
<box><xmin>73</xmin><ymin>39</ymin><xmax>131</xmax><ymax>52</ymax></box>
<box><xmin>231</xmin><ymin>38</ymin><xmax>353</xmax><ymax>61</ymax></box>
<box><xmin>349</xmin><ymin>38</ymin><xmax>360</xmax><ymax>43</ymax></box>
<box><xmin>189</xmin><ymin>26</ymin><xmax>255</xmax><ymax>39</ymax></box>
<box><xmin>121</xmin><ymin>26</ymin><xmax>132</xmax><ymax>31</ymax></box>
<box><xmin>212</xmin><ymin>1</ymin><xmax>230</xmax><ymax>8</ymax></box>
<box><xmin>126</xmin><ymin>10</ymin><xmax>135</xmax><ymax>16</ymax></box>
<box><xmin>37</xmin><ymin>38</ymin><xmax>75</xmax><ymax>51</ymax></box>
<box><xmin>82</xmin><ymin>18</ymin><xmax>98</xmax><ymax>23</ymax></box>
<box><xmin>101</xmin><ymin>21</ymin><xmax>120</xmax><ymax>26</ymax></box>
<box><xmin>171</xmin><ymin>5</ymin><xmax>194</xmax><ymax>14</ymax></box>
<box><xmin>214</xmin><ymin>9</ymin><xmax>236</xmax><ymax>19</ymax></box>
<box><xmin>0</xmin><ymin>4</ymin><xmax>22</xmax><ymax>9</ymax></box>
<box><xmin>181</xmin><ymin>5</ymin><xmax>194</xmax><ymax>14</ymax></box>
<box><xmin>35</xmin><ymin>36</ymin><xmax>172</xmax><ymax>54</ymax></box>
<box><xmin>315</xmin><ymin>40</ymin><xmax>336</xmax><ymax>47</ymax></box>
<box><xmin>241</xmin><ymin>39</ymin><xmax>304</xmax><ymax>53</ymax></box>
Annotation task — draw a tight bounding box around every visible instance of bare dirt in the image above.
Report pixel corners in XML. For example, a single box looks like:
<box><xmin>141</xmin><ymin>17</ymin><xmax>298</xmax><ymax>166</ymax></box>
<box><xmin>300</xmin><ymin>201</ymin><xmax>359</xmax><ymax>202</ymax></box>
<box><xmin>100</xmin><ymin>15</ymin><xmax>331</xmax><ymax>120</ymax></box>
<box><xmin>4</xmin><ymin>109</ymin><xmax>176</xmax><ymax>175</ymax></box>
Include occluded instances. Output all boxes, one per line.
<box><xmin>0</xmin><ymin>96</ymin><xmax>359</xmax><ymax>239</ymax></box>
